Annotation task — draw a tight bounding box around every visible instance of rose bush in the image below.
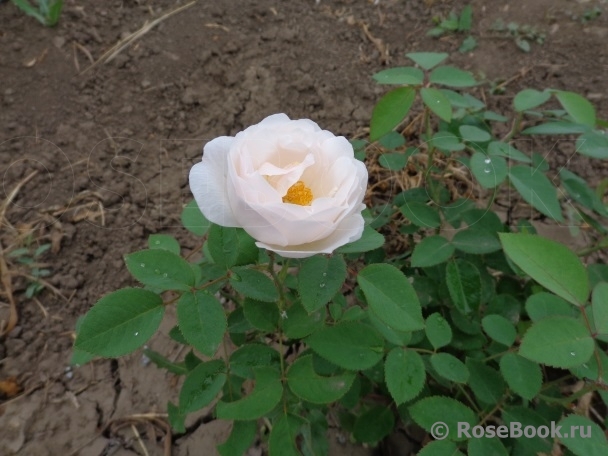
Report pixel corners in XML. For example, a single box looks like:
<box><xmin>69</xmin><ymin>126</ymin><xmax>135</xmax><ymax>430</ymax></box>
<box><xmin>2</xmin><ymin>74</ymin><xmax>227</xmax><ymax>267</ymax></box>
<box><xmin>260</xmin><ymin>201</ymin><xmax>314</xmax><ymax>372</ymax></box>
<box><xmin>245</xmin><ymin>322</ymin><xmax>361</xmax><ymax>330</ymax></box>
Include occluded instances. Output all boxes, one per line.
<box><xmin>189</xmin><ymin>113</ymin><xmax>368</xmax><ymax>258</ymax></box>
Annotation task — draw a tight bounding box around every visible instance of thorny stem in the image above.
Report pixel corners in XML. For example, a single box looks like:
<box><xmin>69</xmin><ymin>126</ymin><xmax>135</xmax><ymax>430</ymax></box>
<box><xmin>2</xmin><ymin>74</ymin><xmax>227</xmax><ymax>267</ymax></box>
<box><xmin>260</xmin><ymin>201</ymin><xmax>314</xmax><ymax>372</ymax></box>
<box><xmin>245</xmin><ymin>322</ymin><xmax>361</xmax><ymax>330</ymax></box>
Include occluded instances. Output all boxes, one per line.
<box><xmin>267</xmin><ymin>252</ymin><xmax>290</xmax><ymax>413</ymax></box>
<box><xmin>222</xmin><ymin>338</ymin><xmax>234</xmax><ymax>401</ymax></box>
<box><xmin>424</xmin><ymin>107</ymin><xmax>441</xmax><ymax>203</ymax></box>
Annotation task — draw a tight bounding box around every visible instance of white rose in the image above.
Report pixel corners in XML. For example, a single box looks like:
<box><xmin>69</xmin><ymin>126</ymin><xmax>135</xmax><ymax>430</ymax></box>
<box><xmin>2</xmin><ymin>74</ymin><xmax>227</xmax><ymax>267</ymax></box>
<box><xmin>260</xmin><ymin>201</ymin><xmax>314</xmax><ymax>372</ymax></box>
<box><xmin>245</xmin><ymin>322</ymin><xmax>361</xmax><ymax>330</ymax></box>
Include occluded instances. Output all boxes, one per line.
<box><xmin>189</xmin><ymin>113</ymin><xmax>368</xmax><ymax>258</ymax></box>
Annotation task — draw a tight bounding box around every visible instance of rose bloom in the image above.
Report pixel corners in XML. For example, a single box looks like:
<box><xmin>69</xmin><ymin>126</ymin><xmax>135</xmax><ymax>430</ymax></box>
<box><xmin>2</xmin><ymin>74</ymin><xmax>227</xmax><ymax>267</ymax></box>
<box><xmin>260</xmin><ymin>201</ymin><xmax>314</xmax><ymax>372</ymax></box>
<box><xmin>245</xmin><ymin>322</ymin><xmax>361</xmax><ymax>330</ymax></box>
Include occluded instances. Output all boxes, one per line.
<box><xmin>189</xmin><ymin>113</ymin><xmax>368</xmax><ymax>258</ymax></box>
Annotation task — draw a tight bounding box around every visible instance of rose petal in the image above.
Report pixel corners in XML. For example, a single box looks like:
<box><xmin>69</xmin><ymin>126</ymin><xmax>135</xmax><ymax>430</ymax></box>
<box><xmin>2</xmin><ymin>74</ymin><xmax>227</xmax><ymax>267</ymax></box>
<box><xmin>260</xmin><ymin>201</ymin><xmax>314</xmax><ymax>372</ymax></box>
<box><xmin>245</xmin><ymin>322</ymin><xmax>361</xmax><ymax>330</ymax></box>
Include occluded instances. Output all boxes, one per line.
<box><xmin>255</xmin><ymin>211</ymin><xmax>365</xmax><ymax>258</ymax></box>
<box><xmin>189</xmin><ymin>137</ymin><xmax>239</xmax><ymax>227</ymax></box>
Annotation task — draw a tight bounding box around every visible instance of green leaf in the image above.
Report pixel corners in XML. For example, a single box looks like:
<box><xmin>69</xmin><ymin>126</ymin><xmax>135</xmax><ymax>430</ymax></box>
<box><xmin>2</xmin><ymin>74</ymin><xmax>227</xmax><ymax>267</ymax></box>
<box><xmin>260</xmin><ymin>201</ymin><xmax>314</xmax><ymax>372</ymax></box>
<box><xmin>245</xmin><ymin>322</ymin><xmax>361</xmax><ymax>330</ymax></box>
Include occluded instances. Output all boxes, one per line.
<box><xmin>420</xmin><ymin>87</ymin><xmax>452</xmax><ymax>123</ymax></box>
<box><xmin>592</xmin><ymin>283</ymin><xmax>608</xmax><ymax>336</ymax></box>
<box><xmin>181</xmin><ymin>199</ymin><xmax>210</xmax><ymax>236</ymax></box>
<box><xmin>466</xmin><ymin>358</ymin><xmax>505</xmax><ymax>405</ymax></box>
<box><xmin>70</xmin><ymin>347</ymin><xmax>95</xmax><ymax>366</ymax></box>
<box><xmin>508</xmin><ymin>166</ymin><xmax>564</xmax><ymax>221</ymax></box>
<box><xmin>406</xmin><ymin>52</ymin><xmax>448</xmax><ymax>70</ymax></box>
<box><xmin>218</xmin><ymin>421</ymin><xmax>257</xmax><ymax>456</ymax></box>
<box><xmin>353</xmin><ymin>406</ymin><xmax>395</xmax><ymax>444</ymax></box>
<box><xmin>179</xmin><ymin>360</ymin><xmax>226</xmax><ymax>413</ymax></box>
<box><xmin>487</xmin><ymin>141</ymin><xmax>531</xmax><ymax>163</ymax></box>
<box><xmin>470</xmin><ymin>153</ymin><xmax>508</xmax><ymax>188</ymax></box>
<box><xmin>425</xmin><ymin>312</ymin><xmax>453</xmax><ymax>349</ymax></box>
<box><xmin>409</xmin><ymin>396</ymin><xmax>477</xmax><ymax>442</ymax></box>
<box><xmin>429</xmin><ymin>66</ymin><xmax>476</xmax><ymax>87</ymax></box>
<box><xmin>431</xmin><ymin>132</ymin><xmax>464</xmax><ymax>152</ymax></box>
<box><xmin>167</xmin><ymin>401</ymin><xmax>186</xmax><ymax>433</ymax></box>
<box><xmin>411</xmin><ymin>235</ymin><xmax>455</xmax><ymax>268</ymax></box>
<box><xmin>458</xmin><ymin>5</ymin><xmax>473</xmax><ymax>31</ymax></box>
<box><xmin>523</xmin><ymin>121</ymin><xmax>590</xmax><ymax>135</ymax></box>
<box><xmin>516</xmin><ymin>37</ymin><xmax>530</xmax><ymax>52</ymax></box>
<box><xmin>216</xmin><ymin>367</ymin><xmax>283</xmax><ymax>420</ymax></box>
<box><xmin>519</xmin><ymin>316</ymin><xmax>594</xmax><ymax>368</ymax></box>
<box><xmin>420</xmin><ymin>441</ymin><xmax>465</xmax><ymax>456</ymax></box>
<box><xmin>207</xmin><ymin>226</ymin><xmax>258</xmax><ymax>269</ymax></box>
<box><xmin>481</xmin><ymin>315</ymin><xmax>516</xmax><ymax>346</ymax></box>
<box><xmin>242</xmin><ymin>298</ymin><xmax>279</xmax><ymax>332</ymax></box>
<box><xmin>379</xmin><ymin>153</ymin><xmax>408</xmax><ymax>170</ymax></box>
<box><xmin>337</xmin><ymin>226</ymin><xmax>384</xmax><ymax>254</ymax></box>
<box><xmin>306</xmin><ymin>322</ymin><xmax>384</xmax><ymax>370</ymax></box>
<box><xmin>589</xmin><ymin>264</ymin><xmax>608</xmax><ymax>289</ymax></box>
<box><xmin>230</xmin><ymin>267</ymin><xmax>278</xmax><ymax>302</ymax></box>
<box><xmin>177</xmin><ymin>291</ymin><xmax>226</xmax><ymax>357</ymax></box>
<box><xmin>384</xmin><ymin>348</ymin><xmax>425</xmax><ymax>404</ymax></box>
<box><xmin>10</xmin><ymin>0</ymin><xmax>47</xmax><ymax>25</ymax></box>
<box><xmin>148</xmin><ymin>234</ymin><xmax>180</xmax><ymax>255</ymax></box>
<box><xmin>400</xmin><ymin>201</ymin><xmax>441</xmax><ymax>228</ymax></box>
<box><xmin>125</xmin><ymin>249</ymin><xmax>194</xmax><ymax>291</ymax></box>
<box><xmin>483</xmin><ymin>110</ymin><xmax>508</xmax><ymax>122</ymax></box>
<box><xmin>525</xmin><ymin>292</ymin><xmax>576</xmax><ymax>321</ymax></box>
<box><xmin>372</xmin><ymin>67</ymin><xmax>424</xmax><ymax>85</ymax></box>
<box><xmin>283</xmin><ymin>303</ymin><xmax>324</xmax><ymax>339</ymax></box>
<box><xmin>499</xmin><ymin>233</ymin><xmax>589</xmax><ymax>305</ymax></box>
<box><xmin>368</xmin><ymin>311</ymin><xmax>411</xmax><ymax>346</ymax></box>
<box><xmin>370</xmin><ymin>87</ymin><xmax>416</xmax><ymax>141</ymax></box>
<box><xmin>459</xmin><ymin>36</ymin><xmax>477</xmax><ymax>53</ymax></box>
<box><xmin>499</xmin><ymin>353</ymin><xmax>542</xmax><ymax>400</ymax></box>
<box><xmin>560</xmin><ymin>168</ymin><xmax>600</xmax><ymax>209</ymax></box>
<box><xmin>452</xmin><ymin>228</ymin><xmax>502</xmax><ymax>254</ymax></box>
<box><xmin>446</xmin><ymin>259</ymin><xmax>481</xmax><ymax>314</ymax></box>
<box><xmin>576</xmin><ymin>130</ymin><xmax>608</xmax><ymax>159</ymax></box>
<box><xmin>298</xmin><ymin>255</ymin><xmax>346</xmax><ymax>313</ymax></box>
<box><xmin>47</xmin><ymin>0</ymin><xmax>64</xmax><ymax>26</ymax></box>
<box><xmin>379</xmin><ymin>133</ymin><xmax>406</xmax><ymax>150</ymax></box>
<box><xmin>358</xmin><ymin>264</ymin><xmax>424</xmax><ymax>332</ymax></box>
<box><xmin>502</xmin><ymin>407</ymin><xmax>553</xmax><ymax>454</ymax></box>
<box><xmin>468</xmin><ymin>438</ymin><xmax>509</xmax><ymax>456</ymax></box>
<box><xmin>229</xmin><ymin>344</ymin><xmax>281</xmax><ymax>379</ymax></box>
<box><xmin>430</xmin><ymin>353</ymin><xmax>469</xmax><ymax>383</ymax></box>
<box><xmin>143</xmin><ymin>348</ymin><xmax>188</xmax><ymax>375</ymax></box>
<box><xmin>560</xmin><ymin>414</ymin><xmax>608</xmax><ymax>456</ymax></box>
<box><xmin>169</xmin><ymin>325</ymin><xmax>188</xmax><ymax>344</ymax></box>
<box><xmin>555</xmin><ymin>91</ymin><xmax>596</xmax><ymax>127</ymax></box>
<box><xmin>287</xmin><ymin>355</ymin><xmax>355</xmax><ymax>404</ymax></box>
<box><xmin>74</xmin><ymin>288</ymin><xmax>164</xmax><ymax>357</ymax></box>
<box><xmin>513</xmin><ymin>89</ymin><xmax>551</xmax><ymax>112</ymax></box>
<box><xmin>268</xmin><ymin>414</ymin><xmax>303</xmax><ymax>456</ymax></box>
<box><xmin>459</xmin><ymin>125</ymin><xmax>491</xmax><ymax>143</ymax></box>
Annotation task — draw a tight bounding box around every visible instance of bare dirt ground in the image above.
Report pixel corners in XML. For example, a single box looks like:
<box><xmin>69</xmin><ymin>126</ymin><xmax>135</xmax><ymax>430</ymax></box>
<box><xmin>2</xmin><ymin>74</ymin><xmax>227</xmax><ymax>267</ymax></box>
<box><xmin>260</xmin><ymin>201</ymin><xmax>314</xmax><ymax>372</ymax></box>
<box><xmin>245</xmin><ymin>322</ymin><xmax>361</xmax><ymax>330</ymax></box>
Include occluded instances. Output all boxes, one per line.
<box><xmin>1</xmin><ymin>0</ymin><xmax>607</xmax><ymax>455</ymax></box>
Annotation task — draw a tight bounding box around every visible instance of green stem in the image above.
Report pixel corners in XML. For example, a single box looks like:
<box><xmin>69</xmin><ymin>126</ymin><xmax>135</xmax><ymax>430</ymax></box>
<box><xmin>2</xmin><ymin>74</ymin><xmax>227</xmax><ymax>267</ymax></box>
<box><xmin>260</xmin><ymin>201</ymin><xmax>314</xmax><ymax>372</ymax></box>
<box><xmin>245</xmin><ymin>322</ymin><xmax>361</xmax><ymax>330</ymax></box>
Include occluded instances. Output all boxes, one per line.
<box><xmin>538</xmin><ymin>385</ymin><xmax>597</xmax><ymax>407</ymax></box>
<box><xmin>424</xmin><ymin>108</ymin><xmax>440</xmax><ymax>202</ymax></box>
<box><xmin>457</xmin><ymin>384</ymin><xmax>481</xmax><ymax>415</ymax></box>
<box><xmin>577</xmin><ymin>240</ymin><xmax>608</xmax><ymax>257</ymax></box>
<box><xmin>482</xmin><ymin>349</ymin><xmax>514</xmax><ymax>363</ymax></box>
<box><xmin>502</xmin><ymin>112</ymin><xmax>523</xmax><ymax>142</ymax></box>
<box><xmin>268</xmin><ymin>252</ymin><xmax>288</xmax><ymax>413</ymax></box>
<box><xmin>580</xmin><ymin>305</ymin><xmax>604</xmax><ymax>382</ymax></box>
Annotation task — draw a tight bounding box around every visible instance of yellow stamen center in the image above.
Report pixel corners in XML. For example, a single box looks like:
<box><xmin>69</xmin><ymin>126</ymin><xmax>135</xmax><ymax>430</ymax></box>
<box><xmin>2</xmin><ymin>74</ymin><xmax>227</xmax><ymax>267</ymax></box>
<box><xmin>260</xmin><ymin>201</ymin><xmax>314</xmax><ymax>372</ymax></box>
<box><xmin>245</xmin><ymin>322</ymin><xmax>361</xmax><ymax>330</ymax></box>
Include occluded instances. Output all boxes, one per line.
<box><xmin>282</xmin><ymin>181</ymin><xmax>313</xmax><ymax>206</ymax></box>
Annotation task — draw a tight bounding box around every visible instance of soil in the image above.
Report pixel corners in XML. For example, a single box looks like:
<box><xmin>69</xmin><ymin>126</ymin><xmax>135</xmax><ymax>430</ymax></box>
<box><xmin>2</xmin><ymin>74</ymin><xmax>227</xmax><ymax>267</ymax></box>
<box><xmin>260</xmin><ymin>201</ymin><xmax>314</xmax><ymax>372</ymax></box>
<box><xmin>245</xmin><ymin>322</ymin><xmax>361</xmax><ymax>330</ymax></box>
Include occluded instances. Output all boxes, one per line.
<box><xmin>1</xmin><ymin>0</ymin><xmax>607</xmax><ymax>455</ymax></box>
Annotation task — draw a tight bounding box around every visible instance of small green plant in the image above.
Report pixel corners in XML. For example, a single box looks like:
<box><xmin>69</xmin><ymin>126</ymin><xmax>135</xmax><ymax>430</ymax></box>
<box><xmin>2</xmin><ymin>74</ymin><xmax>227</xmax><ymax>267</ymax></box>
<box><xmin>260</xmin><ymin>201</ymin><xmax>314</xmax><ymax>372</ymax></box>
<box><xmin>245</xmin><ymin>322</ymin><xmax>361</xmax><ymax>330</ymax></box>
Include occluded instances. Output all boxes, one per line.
<box><xmin>581</xmin><ymin>6</ymin><xmax>602</xmax><ymax>23</ymax></box>
<box><xmin>428</xmin><ymin>5</ymin><xmax>477</xmax><ymax>53</ymax></box>
<box><xmin>11</xmin><ymin>0</ymin><xmax>64</xmax><ymax>27</ymax></box>
<box><xmin>491</xmin><ymin>18</ymin><xmax>545</xmax><ymax>52</ymax></box>
<box><xmin>8</xmin><ymin>240</ymin><xmax>52</xmax><ymax>298</ymax></box>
